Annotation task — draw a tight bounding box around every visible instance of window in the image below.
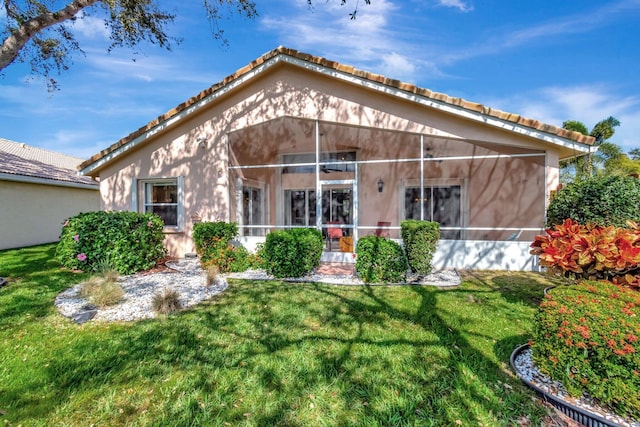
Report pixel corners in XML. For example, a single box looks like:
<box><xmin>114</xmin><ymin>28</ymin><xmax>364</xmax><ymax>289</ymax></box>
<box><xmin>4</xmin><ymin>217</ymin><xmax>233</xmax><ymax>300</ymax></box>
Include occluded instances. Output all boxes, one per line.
<box><xmin>137</xmin><ymin>178</ymin><xmax>182</xmax><ymax>229</ymax></box>
<box><xmin>242</xmin><ymin>186</ymin><xmax>264</xmax><ymax>236</ymax></box>
<box><xmin>404</xmin><ymin>185</ymin><xmax>462</xmax><ymax>239</ymax></box>
<box><xmin>284</xmin><ymin>189</ymin><xmax>316</xmax><ymax>226</ymax></box>
<box><xmin>282</xmin><ymin>152</ymin><xmax>356</xmax><ymax>174</ymax></box>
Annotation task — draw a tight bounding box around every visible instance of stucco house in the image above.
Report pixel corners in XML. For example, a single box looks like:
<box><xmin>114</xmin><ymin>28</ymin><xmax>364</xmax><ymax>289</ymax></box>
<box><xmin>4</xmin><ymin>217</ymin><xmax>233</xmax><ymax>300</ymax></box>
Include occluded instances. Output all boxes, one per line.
<box><xmin>0</xmin><ymin>139</ymin><xmax>99</xmax><ymax>250</ymax></box>
<box><xmin>78</xmin><ymin>47</ymin><xmax>595</xmax><ymax>270</ymax></box>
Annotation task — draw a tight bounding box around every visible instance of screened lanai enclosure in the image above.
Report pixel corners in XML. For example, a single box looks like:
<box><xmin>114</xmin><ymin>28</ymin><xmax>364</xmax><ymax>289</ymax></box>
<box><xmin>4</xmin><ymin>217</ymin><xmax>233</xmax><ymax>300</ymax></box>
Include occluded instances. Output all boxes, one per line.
<box><xmin>228</xmin><ymin>117</ymin><xmax>546</xmax><ymax>259</ymax></box>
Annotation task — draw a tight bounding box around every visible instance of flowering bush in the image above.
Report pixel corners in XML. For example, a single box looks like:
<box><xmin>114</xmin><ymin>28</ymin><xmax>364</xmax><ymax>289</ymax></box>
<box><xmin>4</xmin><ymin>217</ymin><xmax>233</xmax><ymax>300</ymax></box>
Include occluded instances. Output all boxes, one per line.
<box><xmin>530</xmin><ymin>219</ymin><xmax>640</xmax><ymax>288</ymax></box>
<box><xmin>532</xmin><ymin>282</ymin><xmax>640</xmax><ymax>418</ymax></box>
<box><xmin>192</xmin><ymin>221</ymin><xmax>250</xmax><ymax>273</ymax></box>
<box><xmin>56</xmin><ymin>211</ymin><xmax>166</xmax><ymax>274</ymax></box>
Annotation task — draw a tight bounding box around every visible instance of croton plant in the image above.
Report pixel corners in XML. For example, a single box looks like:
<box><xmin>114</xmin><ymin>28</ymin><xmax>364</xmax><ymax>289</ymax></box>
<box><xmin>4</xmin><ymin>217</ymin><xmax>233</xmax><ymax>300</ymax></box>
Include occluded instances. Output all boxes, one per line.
<box><xmin>530</xmin><ymin>219</ymin><xmax>640</xmax><ymax>288</ymax></box>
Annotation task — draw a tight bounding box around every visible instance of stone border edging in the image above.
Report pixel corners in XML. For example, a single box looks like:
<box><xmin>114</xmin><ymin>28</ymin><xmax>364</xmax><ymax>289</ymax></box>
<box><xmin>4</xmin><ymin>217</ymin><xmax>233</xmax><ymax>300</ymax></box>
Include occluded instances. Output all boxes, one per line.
<box><xmin>510</xmin><ymin>344</ymin><xmax>622</xmax><ymax>427</ymax></box>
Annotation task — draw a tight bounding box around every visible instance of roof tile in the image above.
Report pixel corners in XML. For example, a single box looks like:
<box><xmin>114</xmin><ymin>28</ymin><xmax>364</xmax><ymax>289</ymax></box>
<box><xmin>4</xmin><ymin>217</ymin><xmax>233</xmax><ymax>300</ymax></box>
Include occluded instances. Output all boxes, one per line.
<box><xmin>0</xmin><ymin>139</ymin><xmax>97</xmax><ymax>186</ymax></box>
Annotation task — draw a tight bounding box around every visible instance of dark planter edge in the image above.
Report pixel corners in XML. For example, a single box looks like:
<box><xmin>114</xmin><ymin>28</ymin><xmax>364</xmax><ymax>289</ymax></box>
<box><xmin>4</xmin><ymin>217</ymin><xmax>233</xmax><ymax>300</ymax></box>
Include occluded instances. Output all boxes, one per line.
<box><xmin>510</xmin><ymin>344</ymin><xmax>624</xmax><ymax>427</ymax></box>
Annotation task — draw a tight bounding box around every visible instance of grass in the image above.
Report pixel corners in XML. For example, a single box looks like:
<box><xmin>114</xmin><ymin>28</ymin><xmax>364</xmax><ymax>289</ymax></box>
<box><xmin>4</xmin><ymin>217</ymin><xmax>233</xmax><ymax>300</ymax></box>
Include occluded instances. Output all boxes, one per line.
<box><xmin>80</xmin><ymin>275</ymin><xmax>125</xmax><ymax>308</ymax></box>
<box><xmin>0</xmin><ymin>243</ymin><xmax>566</xmax><ymax>426</ymax></box>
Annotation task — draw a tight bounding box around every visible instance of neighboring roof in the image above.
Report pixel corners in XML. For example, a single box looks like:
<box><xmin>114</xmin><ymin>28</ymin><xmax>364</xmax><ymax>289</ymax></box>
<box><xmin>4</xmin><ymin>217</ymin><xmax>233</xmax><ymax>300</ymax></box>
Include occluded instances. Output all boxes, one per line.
<box><xmin>0</xmin><ymin>138</ymin><xmax>98</xmax><ymax>188</ymax></box>
<box><xmin>79</xmin><ymin>46</ymin><xmax>596</xmax><ymax>174</ymax></box>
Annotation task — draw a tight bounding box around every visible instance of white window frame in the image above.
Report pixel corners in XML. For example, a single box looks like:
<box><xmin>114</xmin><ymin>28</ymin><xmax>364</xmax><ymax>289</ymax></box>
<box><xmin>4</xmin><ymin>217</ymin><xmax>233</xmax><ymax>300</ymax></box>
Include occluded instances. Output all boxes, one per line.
<box><xmin>241</xmin><ymin>178</ymin><xmax>269</xmax><ymax>236</ymax></box>
<box><xmin>132</xmin><ymin>176</ymin><xmax>184</xmax><ymax>232</ymax></box>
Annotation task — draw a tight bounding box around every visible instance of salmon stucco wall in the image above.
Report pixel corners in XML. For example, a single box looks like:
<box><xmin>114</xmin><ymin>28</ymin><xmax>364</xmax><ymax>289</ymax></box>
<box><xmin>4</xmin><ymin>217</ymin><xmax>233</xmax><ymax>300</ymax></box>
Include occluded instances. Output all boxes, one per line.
<box><xmin>0</xmin><ymin>180</ymin><xmax>99</xmax><ymax>250</ymax></box>
<box><xmin>93</xmin><ymin>62</ymin><xmax>564</xmax><ymax>257</ymax></box>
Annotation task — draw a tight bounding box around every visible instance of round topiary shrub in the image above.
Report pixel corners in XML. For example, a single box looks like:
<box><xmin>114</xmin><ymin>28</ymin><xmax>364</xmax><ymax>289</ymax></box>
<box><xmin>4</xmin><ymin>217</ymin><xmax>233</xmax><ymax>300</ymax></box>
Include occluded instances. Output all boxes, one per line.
<box><xmin>532</xmin><ymin>282</ymin><xmax>640</xmax><ymax>418</ymax></box>
<box><xmin>546</xmin><ymin>175</ymin><xmax>640</xmax><ymax>227</ymax></box>
<box><xmin>263</xmin><ymin>228</ymin><xmax>323</xmax><ymax>278</ymax></box>
<box><xmin>56</xmin><ymin>211</ymin><xmax>166</xmax><ymax>274</ymax></box>
<box><xmin>355</xmin><ymin>236</ymin><xmax>408</xmax><ymax>283</ymax></box>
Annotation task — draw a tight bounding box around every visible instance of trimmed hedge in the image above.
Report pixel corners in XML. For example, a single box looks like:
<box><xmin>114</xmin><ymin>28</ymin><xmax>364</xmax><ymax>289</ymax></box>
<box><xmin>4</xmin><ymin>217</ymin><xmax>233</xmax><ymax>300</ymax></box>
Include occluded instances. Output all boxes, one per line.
<box><xmin>401</xmin><ymin>220</ymin><xmax>440</xmax><ymax>275</ymax></box>
<box><xmin>192</xmin><ymin>222</ymin><xmax>249</xmax><ymax>273</ymax></box>
<box><xmin>263</xmin><ymin>228</ymin><xmax>323</xmax><ymax>278</ymax></box>
<box><xmin>546</xmin><ymin>175</ymin><xmax>640</xmax><ymax>227</ymax></box>
<box><xmin>56</xmin><ymin>211</ymin><xmax>166</xmax><ymax>274</ymax></box>
<box><xmin>355</xmin><ymin>236</ymin><xmax>408</xmax><ymax>283</ymax></box>
<box><xmin>533</xmin><ymin>282</ymin><xmax>640</xmax><ymax>418</ymax></box>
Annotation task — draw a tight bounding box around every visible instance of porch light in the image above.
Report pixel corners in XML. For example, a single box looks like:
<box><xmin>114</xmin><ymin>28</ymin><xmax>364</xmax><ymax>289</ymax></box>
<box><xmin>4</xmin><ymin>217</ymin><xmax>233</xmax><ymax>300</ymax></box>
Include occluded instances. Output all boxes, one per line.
<box><xmin>197</xmin><ymin>137</ymin><xmax>207</xmax><ymax>149</ymax></box>
<box><xmin>377</xmin><ymin>178</ymin><xmax>384</xmax><ymax>193</ymax></box>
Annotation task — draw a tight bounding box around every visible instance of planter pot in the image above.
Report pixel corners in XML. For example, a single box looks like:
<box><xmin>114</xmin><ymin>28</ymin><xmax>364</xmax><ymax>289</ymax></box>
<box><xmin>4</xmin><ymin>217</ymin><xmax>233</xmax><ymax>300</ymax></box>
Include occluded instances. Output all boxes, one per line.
<box><xmin>510</xmin><ymin>344</ymin><xmax>626</xmax><ymax>427</ymax></box>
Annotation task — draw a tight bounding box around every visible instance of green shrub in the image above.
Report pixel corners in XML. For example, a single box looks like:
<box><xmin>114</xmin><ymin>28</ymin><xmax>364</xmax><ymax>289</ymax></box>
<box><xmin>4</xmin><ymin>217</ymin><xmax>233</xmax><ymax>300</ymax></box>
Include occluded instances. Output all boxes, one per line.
<box><xmin>56</xmin><ymin>211</ymin><xmax>166</xmax><ymax>274</ymax></box>
<box><xmin>401</xmin><ymin>220</ymin><xmax>440</xmax><ymax>274</ymax></box>
<box><xmin>532</xmin><ymin>282</ymin><xmax>640</xmax><ymax>418</ymax></box>
<box><xmin>192</xmin><ymin>222</ymin><xmax>248</xmax><ymax>273</ymax></box>
<box><xmin>546</xmin><ymin>175</ymin><xmax>640</xmax><ymax>227</ymax></box>
<box><xmin>263</xmin><ymin>228</ymin><xmax>323</xmax><ymax>278</ymax></box>
<box><xmin>355</xmin><ymin>236</ymin><xmax>408</xmax><ymax>283</ymax></box>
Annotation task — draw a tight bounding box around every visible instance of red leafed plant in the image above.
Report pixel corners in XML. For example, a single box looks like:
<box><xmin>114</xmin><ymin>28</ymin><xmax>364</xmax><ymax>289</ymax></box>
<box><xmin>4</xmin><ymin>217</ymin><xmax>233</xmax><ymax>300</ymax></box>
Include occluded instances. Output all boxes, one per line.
<box><xmin>531</xmin><ymin>219</ymin><xmax>640</xmax><ymax>288</ymax></box>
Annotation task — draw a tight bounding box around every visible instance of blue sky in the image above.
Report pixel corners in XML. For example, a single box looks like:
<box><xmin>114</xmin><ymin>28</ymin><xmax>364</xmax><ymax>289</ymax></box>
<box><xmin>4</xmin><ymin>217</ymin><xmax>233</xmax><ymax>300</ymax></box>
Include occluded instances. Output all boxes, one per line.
<box><xmin>1</xmin><ymin>0</ymin><xmax>639</xmax><ymax>159</ymax></box>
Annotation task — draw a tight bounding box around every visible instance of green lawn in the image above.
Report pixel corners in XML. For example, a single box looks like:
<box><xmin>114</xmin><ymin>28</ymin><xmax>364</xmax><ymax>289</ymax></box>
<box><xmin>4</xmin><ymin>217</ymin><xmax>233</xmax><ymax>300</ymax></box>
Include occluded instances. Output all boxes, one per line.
<box><xmin>0</xmin><ymin>244</ymin><xmax>563</xmax><ymax>426</ymax></box>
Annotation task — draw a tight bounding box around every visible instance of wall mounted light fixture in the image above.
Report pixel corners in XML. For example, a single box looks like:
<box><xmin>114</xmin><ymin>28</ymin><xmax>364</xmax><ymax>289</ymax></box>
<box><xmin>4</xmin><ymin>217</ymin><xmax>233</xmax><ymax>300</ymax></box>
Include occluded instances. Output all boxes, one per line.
<box><xmin>377</xmin><ymin>178</ymin><xmax>384</xmax><ymax>193</ymax></box>
<box><xmin>196</xmin><ymin>137</ymin><xmax>207</xmax><ymax>149</ymax></box>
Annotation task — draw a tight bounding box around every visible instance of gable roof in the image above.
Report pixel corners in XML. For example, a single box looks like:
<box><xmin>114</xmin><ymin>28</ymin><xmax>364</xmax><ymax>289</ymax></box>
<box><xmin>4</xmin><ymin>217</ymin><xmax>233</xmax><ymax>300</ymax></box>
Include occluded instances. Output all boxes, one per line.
<box><xmin>0</xmin><ymin>138</ymin><xmax>98</xmax><ymax>188</ymax></box>
<box><xmin>79</xmin><ymin>46</ymin><xmax>596</xmax><ymax>175</ymax></box>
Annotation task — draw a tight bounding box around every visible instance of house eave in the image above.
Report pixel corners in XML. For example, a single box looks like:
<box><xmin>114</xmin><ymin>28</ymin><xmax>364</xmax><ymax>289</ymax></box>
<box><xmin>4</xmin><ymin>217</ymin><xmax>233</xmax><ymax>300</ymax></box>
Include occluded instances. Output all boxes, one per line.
<box><xmin>0</xmin><ymin>172</ymin><xmax>99</xmax><ymax>190</ymax></box>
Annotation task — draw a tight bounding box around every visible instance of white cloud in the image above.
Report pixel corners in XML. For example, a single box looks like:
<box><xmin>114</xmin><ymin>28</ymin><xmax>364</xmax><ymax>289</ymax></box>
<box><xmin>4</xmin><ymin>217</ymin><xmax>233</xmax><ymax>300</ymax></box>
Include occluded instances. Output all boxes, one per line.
<box><xmin>379</xmin><ymin>52</ymin><xmax>417</xmax><ymax>82</ymax></box>
<box><xmin>437</xmin><ymin>0</ymin><xmax>473</xmax><ymax>13</ymax></box>
<box><xmin>82</xmin><ymin>48</ymin><xmax>219</xmax><ymax>85</ymax></box>
<box><xmin>70</xmin><ymin>13</ymin><xmax>110</xmax><ymax>41</ymax></box>
<box><xmin>486</xmin><ymin>85</ymin><xmax>640</xmax><ymax>153</ymax></box>
<box><xmin>261</xmin><ymin>0</ymin><xmax>444</xmax><ymax>83</ymax></box>
<box><xmin>441</xmin><ymin>0</ymin><xmax>640</xmax><ymax>65</ymax></box>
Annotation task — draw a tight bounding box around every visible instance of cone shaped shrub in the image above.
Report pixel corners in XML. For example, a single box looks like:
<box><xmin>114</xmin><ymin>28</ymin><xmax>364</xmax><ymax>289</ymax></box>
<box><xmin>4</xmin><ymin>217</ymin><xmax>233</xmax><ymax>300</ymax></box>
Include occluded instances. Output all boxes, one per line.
<box><xmin>401</xmin><ymin>220</ymin><xmax>440</xmax><ymax>274</ymax></box>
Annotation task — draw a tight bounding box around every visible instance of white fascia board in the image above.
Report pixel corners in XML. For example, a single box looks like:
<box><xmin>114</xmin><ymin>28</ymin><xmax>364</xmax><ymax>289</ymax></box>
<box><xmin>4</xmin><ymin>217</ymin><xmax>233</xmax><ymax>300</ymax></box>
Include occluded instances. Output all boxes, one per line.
<box><xmin>80</xmin><ymin>52</ymin><xmax>593</xmax><ymax>176</ymax></box>
<box><xmin>0</xmin><ymin>172</ymin><xmax>99</xmax><ymax>190</ymax></box>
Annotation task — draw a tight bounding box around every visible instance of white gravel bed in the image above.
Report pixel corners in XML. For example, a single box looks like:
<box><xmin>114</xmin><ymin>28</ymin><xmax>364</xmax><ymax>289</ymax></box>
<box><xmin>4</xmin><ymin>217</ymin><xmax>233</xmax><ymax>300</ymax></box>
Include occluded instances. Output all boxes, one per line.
<box><xmin>228</xmin><ymin>268</ymin><xmax>461</xmax><ymax>286</ymax></box>
<box><xmin>55</xmin><ymin>259</ymin><xmax>226</xmax><ymax>322</ymax></box>
<box><xmin>514</xmin><ymin>347</ymin><xmax>639</xmax><ymax>427</ymax></box>
<box><xmin>55</xmin><ymin>260</ymin><xmax>460</xmax><ymax>323</ymax></box>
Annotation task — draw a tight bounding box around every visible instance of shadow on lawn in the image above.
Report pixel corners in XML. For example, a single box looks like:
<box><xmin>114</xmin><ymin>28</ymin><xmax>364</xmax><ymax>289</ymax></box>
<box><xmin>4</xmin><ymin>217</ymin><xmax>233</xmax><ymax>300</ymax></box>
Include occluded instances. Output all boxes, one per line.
<box><xmin>0</xmin><ymin>244</ymin><xmax>87</xmax><ymax>329</ymax></box>
<box><xmin>5</xmin><ymin>279</ymin><xmax>545</xmax><ymax>426</ymax></box>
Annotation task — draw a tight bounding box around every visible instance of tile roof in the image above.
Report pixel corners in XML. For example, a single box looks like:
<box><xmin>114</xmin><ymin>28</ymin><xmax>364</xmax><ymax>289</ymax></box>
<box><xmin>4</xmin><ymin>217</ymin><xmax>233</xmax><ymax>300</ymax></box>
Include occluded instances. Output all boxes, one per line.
<box><xmin>79</xmin><ymin>46</ymin><xmax>596</xmax><ymax>172</ymax></box>
<box><xmin>0</xmin><ymin>138</ymin><xmax>98</xmax><ymax>186</ymax></box>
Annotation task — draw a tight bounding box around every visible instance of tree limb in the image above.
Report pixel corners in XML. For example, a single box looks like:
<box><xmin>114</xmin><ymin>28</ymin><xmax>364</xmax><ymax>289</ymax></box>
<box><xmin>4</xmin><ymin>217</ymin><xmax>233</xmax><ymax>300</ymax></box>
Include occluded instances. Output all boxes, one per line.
<box><xmin>0</xmin><ymin>0</ymin><xmax>100</xmax><ymax>71</ymax></box>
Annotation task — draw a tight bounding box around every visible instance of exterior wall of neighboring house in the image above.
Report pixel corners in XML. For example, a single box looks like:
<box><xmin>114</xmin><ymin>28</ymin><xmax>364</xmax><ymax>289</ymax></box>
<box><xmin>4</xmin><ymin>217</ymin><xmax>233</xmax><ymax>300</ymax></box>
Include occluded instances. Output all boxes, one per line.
<box><xmin>0</xmin><ymin>139</ymin><xmax>100</xmax><ymax>251</ymax></box>
<box><xmin>0</xmin><ymin>180</ymin><xmax>100</xmax><ymax>250</ymax></box>
<box><xmin>82</xmin><ymin>48</ymin><xmax>593</xmax><ymax>269</ymax></box>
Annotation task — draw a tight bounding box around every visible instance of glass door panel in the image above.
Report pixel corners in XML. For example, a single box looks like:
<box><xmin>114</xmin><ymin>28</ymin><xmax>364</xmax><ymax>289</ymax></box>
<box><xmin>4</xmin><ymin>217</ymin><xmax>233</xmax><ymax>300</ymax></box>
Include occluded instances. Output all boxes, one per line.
<box><xmin>321</xmin><ymin>185</ymin><xmax>354</xmax><ymax>252</ymax></box>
